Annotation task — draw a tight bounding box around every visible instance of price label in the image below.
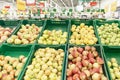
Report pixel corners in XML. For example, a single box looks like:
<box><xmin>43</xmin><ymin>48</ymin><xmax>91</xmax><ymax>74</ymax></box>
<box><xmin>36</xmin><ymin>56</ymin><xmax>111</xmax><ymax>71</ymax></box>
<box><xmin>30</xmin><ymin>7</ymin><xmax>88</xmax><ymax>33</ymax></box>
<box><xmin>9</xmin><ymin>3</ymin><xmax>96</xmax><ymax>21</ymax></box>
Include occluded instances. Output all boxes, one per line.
<box><xmin>26</xmin><ymin>0</ymin><xmax>36</xmax><ymax>6</ymax></box>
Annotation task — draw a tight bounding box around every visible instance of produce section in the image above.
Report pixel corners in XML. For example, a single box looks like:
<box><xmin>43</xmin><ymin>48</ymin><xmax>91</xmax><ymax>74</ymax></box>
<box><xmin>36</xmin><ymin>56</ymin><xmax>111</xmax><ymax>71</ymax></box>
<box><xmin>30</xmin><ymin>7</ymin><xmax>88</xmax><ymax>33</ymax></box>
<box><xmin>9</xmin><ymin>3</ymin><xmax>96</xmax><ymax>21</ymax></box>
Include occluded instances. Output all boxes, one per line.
<box><xmin>0</xmin><ymin>0</ymin><xmax>120</xmax><ymax>79</ymax></box>
<box><xmin>0</xmin><ymin>19</ymin><xmax>120</xmax><ymax>80</ymax></box>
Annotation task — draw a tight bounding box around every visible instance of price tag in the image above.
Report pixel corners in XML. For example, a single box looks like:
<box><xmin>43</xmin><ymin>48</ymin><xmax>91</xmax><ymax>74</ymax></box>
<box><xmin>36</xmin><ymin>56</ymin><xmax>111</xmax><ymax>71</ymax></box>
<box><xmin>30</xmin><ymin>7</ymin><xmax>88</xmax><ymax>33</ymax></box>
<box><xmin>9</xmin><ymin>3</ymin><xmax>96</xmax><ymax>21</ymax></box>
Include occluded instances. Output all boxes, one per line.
<box><xmin>39</xmin><ymin>2</ymin><xmax>45</xmax><ymax>8</ymax></box>
<box><xmin>26</xmin><ymin>0</ymin><xmax>36</xmax><ymax>6</ymax></box>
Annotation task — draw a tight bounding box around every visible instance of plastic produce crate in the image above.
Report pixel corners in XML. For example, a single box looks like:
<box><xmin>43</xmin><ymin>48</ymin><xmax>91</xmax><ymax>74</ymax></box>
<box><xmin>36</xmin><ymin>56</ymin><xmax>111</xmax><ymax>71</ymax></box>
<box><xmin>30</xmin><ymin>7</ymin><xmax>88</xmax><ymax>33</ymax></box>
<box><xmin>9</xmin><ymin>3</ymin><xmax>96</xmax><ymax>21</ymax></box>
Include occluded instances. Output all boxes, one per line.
<box><xmin>37</xmin><ymin>20</ymin><xmax>70</xmax><ymax>45</ymax></box>
<box><xmin>0</xmin><ymin>20</ymin><xmax>20</xmax><ymax>28</ymax></box>
<box><xmin>4</xmin><ymin>20</ymin><xmax>46</xmax><ymax>46</ymax></box>
<box><xmin>94</xmin><ymin>20</ymin><xmax>120</xmax><ymax>46</ymax></box>
<box><xmin>0</xmin><ymin>20</ymin><xmax>21</xmax><ymax>34</ymax></box>
<box><xmin>19</xmin><ymin>44</ymin><xmax>67</xmax><ymax>80</ymax></box>
<box><xmin>69</xmin><ymin>19</ymin><xmax>99</xmax><ymax>45</ymax></box>
<box><xmin>0</xmin><ymin>44</ymin><xmax>32</xmax><ymax>80</ymax></box>
<box><xmin>0</xmin><ymin>20</ymin><xmax>21</xmax><ymax>45</ymax></box>
<box><xmin>103</xmin><ymin>46</ymin><xmax>120</xmax><ymax>80</ymax></box>
<box><xmin>64</xmin><ymin>45</ymin><xmax>109</xmax><ymax>80</ymax></box>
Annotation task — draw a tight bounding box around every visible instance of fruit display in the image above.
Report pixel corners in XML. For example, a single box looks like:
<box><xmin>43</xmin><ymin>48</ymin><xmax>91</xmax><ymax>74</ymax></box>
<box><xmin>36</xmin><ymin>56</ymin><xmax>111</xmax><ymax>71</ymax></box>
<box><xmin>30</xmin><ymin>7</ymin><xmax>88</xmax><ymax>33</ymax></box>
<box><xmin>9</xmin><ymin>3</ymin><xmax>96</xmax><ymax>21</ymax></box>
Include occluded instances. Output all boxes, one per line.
<box><xmin>69</xmin><ymin>23</ymin><xmax>98</xmax><ymax>45</ymax></box>
<box><xmin>107</xmin><ymin>58</ymin><xmax>120</xmax><ymax>80</ymax></box>
<box><xmin>24</xmin><ymin>47</ymin><xmax>64</xmax><ymax>80</ymax></box>
<box><xmin>0</xmin><ymin>26</ymin><xmax>15</xmax><ymax>43</ymax></box>
<box><xmin>66</xmin><ymin>46</ymin><xmax>107</xmax><ymax>80</ymax></box>
<box><xmin>38</xmin><ymin>30</ymin><xmax>67</xmax><ymax>45</ymax></box>
<box><xmin>97</xmin><ymin>23</ymin><xmax>120</xmax><ymax>45</ymax></box>
<box><xmin>0</xmin><ymin>55</ymin><xmax>27</xmax><ymax>80</ymax></box>
<box><xmin>7</xmin><ymin>24</ymin><xmax>42</xmax><ymax>44</ymax></box>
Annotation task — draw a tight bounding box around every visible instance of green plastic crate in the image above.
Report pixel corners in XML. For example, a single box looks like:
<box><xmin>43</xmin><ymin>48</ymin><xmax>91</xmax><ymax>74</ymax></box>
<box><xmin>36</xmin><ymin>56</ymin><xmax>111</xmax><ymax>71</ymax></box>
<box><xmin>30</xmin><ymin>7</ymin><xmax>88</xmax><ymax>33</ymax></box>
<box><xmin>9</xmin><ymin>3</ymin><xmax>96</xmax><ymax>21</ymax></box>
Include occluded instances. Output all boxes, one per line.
<box><xmin>37</xmin><ymin>20</ymin><xmax>70</xmax><ymax>45</ymax></box>
<box><xmin>45</xmin><ymin>20</ymin><xmax>69</xmax><ymax>32</ymax></box>
<box><xmin>0</xmin><ymin>20</ymin><xmax>21</xmax><ymax>45</ymax></box>
<box><xmin>0</xmin><ymin>44</ymin><xmax>32</xmax><ymax>80</ymax></box>
<box><xmin>94</xmin><ymin>20</ymin><xmax>120</xmax><ymax>46</ymax></box>
<box><xmin>4</xmin><ymin>20</ymin><xmax>46</xmax><ymax>46</ymax></box>
<box><xmin>69</xmin><ymin>19</ymin><xmax>99</xmax><ymax>45</ymax></box>
<box><xmin>19</xmin><ymin>44</ymin><xmax>67</xmax><ymax>80</ymax></box>
<box><xmin>0</xmin><ymin>20</ymin><xmax>20</xmax><ymax>28</ymax></box>
<box><xmin>64</xmin><ymin>45</ymin><xmax>109</xmax><ymax>80</ymax></box>
<box><xmin>103</xmin><ymin>46</ymin><xmax>120</xmax><ymax>80</ymax></box>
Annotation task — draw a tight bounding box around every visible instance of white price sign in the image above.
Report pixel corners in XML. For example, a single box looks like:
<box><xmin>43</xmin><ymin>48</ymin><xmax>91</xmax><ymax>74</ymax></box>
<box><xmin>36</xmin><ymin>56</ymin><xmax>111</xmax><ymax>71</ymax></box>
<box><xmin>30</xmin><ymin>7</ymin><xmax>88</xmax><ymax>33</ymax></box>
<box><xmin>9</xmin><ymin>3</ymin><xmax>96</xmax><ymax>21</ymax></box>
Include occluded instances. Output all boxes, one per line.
<box><xmin>26</xmin><ymin>0</ymin><xmax>36</xmax><ymax>6</ymax></box>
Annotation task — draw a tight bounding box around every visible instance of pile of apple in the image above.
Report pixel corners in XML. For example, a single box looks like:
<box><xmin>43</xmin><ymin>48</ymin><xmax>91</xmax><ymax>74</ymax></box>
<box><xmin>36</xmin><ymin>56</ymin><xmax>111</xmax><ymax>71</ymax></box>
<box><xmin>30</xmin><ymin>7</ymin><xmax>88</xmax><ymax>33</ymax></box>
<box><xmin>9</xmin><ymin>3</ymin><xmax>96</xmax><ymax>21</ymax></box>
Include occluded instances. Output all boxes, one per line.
<box><xmin>107</xmin><ymin>58</ymin><xmax>120</xmax><ymax>80</ymax></box>
<box><xmin>24</xmin><ymin>47</ymin><xmax>64</xmax><ymax>80</ymax></box>
<box><xmin>0</xmin><ymin>55</ymin><xmax>27</xmax><ymax>80</ymax></box>
<box><xmin>7</xmin><ymin>24</ymin><xmax>42</xmax><ymax>44</ymax></box>
<box><xmin>67</xmin><ymin>46</ymin><xmax>107</xmax><ymax>80</ymax></box>
<box><xmin>69</xmin><ymin>23</ymin><xmax>98</xmax><ymax>45</ymax></box>
<box><xmin>0</xmin><ymin>26</ymin><xmax>15</xmax><ymax>43</ymax></box>
<box><xmin>97</xmin><ymin>23</ymin><xmax>120</xmax><ymax>45</ymax></box>
<box><xmin>38</xmin><ymin>30</ymin><xmax>67</xmax><ymax>44</ymax></box>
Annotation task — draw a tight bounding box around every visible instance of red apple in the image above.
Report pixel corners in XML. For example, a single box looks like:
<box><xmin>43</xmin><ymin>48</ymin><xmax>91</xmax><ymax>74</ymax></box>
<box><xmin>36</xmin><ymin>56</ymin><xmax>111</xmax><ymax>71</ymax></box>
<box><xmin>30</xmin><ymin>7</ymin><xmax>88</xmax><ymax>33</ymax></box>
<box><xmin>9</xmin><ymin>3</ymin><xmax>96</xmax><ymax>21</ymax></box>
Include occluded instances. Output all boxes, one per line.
<box><xmin>93</xmin><ymin>51</ymin><xmax>98</xmax><ymax>57</ymax></box>
<box><xmin>87</xmin><ymin>53</ymin><xmax>94</xmax><ymax>59</ymax></box>
<box><xmin>72</xmin><ymin>67</ymin><xmax>79</xmax><ymax>74</ymax></box>
<box><xmin>82</xmin><ymin>56</ymin><xmax>88</xmax><ymax>60</ymax></box>
<box><xmin>93</xmin><ymin>63</ymin><xmax>100</xmax><ymax>68</ymax></box>
<box><xmin>82</xmin><ymin>60</ymin><xmax>89</xmax><ymax>67</ymax></box>
<box><xmin>73</xmin><ymin>74</ymin><xmax>80</xmax><ymax>80</ymax></box>
<box><xmin>91</xmin><ymin>46</ymin><xmax>96</xmax><ymax>51</ymax></box>
<box><xmin>67</xmin><ymin>69</ymin><xmax>72</xmax><ymax>76</ymax></box>
<box><xmin>76</xmin><ymin>62</ymin><xmax>82</xmax><ymax>69</ymax></box>
<box><xmin>77</xmin><ymin>47</ymin><xmax>84</xmax><ymax>53</ymax></box>
<box><xmin>90</xmin><ymin>68</ymin><xmax>100</xmax><ymax>74</ymax></box>
<box><xmin>89</xmin><ymin>58</ymin><xmax>95</xmax><ymax>64</ymax></box>
<box><xmin>84</xmin><ymin>70</ymin><xmax>90</xmax><ymax>77</ymax></box>
<box><xmin>92</xmin><ymin>73</ymin><xmax>101</xmax><ymax>80</ymax></box>
<box><xmin>69</xmin><ymin>48</ymin><xmax>74</xmax><ymax>53</ymax></box>
<box><xmin>79</xmin><ymin>72</ymin><xmax>87</xmax><ymax>80</ymax></box>
<box><xmin>88</xmin><ymin>63</ymin><xmax>93</xmax><ymax>69</ymax></box>
<box><xmin>71</xmin><ymin>51</ymin><xmax>79</xmax><ymax>58</ymax></box>
<box><xmin>76</xmin><ymin>57</ymin><xmax>81</xmax><ymax>62</ymax></box>
<box><xmin>82</xmin><ymin>51</ymin><xmax>88</xmax><ymax>56</ymax></box>
<box><xmin>85</xmin><ymin>46</ymin><xmax>91</xmax><ymax>51</ymax></box>
<box><xmin>67</xmin><ymin>76</ymin><xmax>73</xmax><ymax>80</ymax></box>
<box><xmin>96</xmin><ymin>57</ymin><xmax>104</xmax><ymax>64</ymax></box>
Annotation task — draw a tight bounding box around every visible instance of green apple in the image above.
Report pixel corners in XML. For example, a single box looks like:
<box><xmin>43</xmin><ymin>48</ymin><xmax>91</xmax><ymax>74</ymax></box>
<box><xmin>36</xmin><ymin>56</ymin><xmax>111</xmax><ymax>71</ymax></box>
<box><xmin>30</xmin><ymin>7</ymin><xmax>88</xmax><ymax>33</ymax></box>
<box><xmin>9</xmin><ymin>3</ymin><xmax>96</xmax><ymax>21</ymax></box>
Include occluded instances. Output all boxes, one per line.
<box><xmin>14</xmin><ymin>39</ymin><xmax>21</xmax><ymax>44</ymax></box>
